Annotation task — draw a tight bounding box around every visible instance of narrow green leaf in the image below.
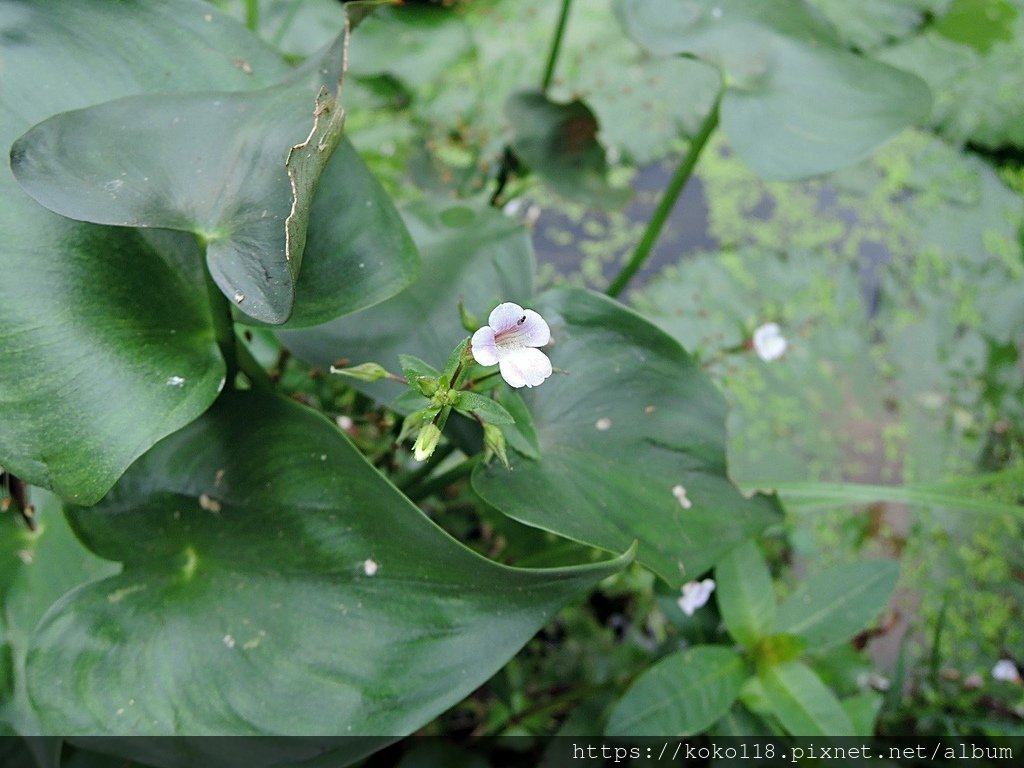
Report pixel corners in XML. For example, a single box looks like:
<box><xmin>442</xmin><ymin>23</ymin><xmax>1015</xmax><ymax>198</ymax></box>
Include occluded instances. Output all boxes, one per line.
<box><xmin>715</xmin><ymin>540</ymin><xmax>776</xmax><ymax>648</ymax></box>
<box><xmin>473</xmin><ymin>289</ymin><xmax>781</xmax><ymax>588</ymax></box>
<box><xmin>759</xmin><ymin>662</ymin><xmax>856</xmax><ymax>736</ymax></box>
<box><xmin>606</xmin><ymin>646</ymin><xmax>747</xmax><ymax>736</ymax></box>
<box><xmin>776</xmin><ymin>561</ymin><xmax>899</xmax><ymax>651</ymax></box>
<box><xmin>27</xmin><ymin>392</ymin><xmax>631</xmax><ymax>744</ymax></box>
<box><xmin>771</xmin><ymin>477</ymin><xmax>1024</xmax><ymax>518</ymax></box>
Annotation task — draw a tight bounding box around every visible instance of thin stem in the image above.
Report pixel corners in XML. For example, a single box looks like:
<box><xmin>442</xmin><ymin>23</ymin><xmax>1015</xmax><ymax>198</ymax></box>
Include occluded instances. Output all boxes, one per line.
<box><xmin>395</xmin><ymin>443</ymin><xmax>457</xmax><ymax>491</ymax></box>
<box><xmin>203</xmin><ymin>252</ymin><xmax>239</xmax><ymax>387</ymax></box>
<box><xmin>541</xmin><ymin>0</ymin><xmax>573</xmax><ymax>93</ymax></box>
<box><xmin>405</xmin><ymin>455</ymin><xmax>481</xmax><ymax>503</ymax></box>
<box><xmin>235</xmin><ymin>338</ymin><xmax>273</xmax><ymax>390</ymax></box>
<box><xmin>244</xmin><ymin>0</ymin><xmax>259</xmax><ymax>31</ymax></box>
<box><xmin>605</xmin><ymin>94</ymin><xmax>721</xmax><ymax>298</ymax></box>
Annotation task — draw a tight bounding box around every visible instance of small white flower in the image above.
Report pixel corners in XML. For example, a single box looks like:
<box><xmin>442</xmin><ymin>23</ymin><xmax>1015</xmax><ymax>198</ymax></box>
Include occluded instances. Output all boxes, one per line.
<box><xmin>677</xmin><ymin>578</ymin><xmax>715</xmax><ymax>616</ymax></box>
<box><xmin>992</xmin><ymin>659</ymin><xmax>1022</xmax><ymax>683</ymax></box>
<box><xmin>752</xmin><ymin>322</ymin><xmax>787</xmax><ymax>361</ymax></box>
<box><xmin>471</xmin><ymin>302</ymin><xmax>552</xmax><ymax>389</ymax></box>
<box><xmin>363</xmin><ymin>558</ymin><xmax>379</xmax><ymax>577</ymax></box>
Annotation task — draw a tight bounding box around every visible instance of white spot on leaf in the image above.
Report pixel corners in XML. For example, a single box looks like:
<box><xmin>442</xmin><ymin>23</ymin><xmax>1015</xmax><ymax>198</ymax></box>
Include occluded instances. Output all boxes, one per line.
<box><xmin>672</xmin><ymin>484</ymin><xmax>693</xmax><ymax>509</ymax></box>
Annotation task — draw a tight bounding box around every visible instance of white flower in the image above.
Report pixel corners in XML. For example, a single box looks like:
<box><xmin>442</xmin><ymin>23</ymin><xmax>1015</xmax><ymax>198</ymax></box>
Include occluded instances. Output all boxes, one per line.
<box><xmin>471</xmin><ymin>302</ymin><xmax>552</xmax><ymax>388</ymax></box>
<box><xmin>992</xmin><ymin>659</ymin><xmax>1022</xmax><ymax>683</ymax></box>
<box><xmin>752</xmin><ymin>322</ymin><xmax>787</xmax><ymax>362</ymax></box>
<box><xmin>677</xmin><ymin>578</ymin><xmax>715</xmax><ymax>616</ymax></box>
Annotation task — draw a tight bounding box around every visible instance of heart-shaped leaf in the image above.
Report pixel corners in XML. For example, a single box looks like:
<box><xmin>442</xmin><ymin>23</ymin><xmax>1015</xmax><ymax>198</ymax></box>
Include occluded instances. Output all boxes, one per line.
<box><xmin>614</xmin><ymin>0</ymin><xmax>932</xmax><ymax>179</ymax></box>
<box><xmin>605</xmin><ymin>646</ymin><xmax>747</xmax><ymax>736</ymax></box>
<box><xmin>0</xmin><ymin>1</ymin><xmax>291</xmax><ymax>502</ymax></box>
<box><xmin>280</xmin><ymin>200</ymin><xmax>535</xmax><ymax>402</ymax></box>
<box><xmin>26</xmin><ymin>392</ymin><xmax>630</xmax><ymax>746</ymax></box>
<box><xmin>11</xmin><ymin>28</ymin><xmax>357</xmax><ymax>325</ymax></box>
<box><xmin>472</xmin><ymin>289</ymin><xmax>782</xmax><ymax>587</ymax></box>
<box><xmin>505</xmin><ymin>91</ymin><xmax>630</xmax><ymax>208</ymax></box>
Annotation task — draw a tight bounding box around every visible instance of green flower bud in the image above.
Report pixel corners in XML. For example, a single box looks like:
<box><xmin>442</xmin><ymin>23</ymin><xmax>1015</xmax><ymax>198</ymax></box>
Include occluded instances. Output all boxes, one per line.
<box><xmin>415</xmin><ymin>376</ymin><xmax>440</xmax><ymax>397</ymax></box>
<box><xmin>412</xmin><ymin>423</ymin><xmax>442</xmax><ymax>462</ymax></box>
<box><xmin>458</xmin><ymin>300</ymin><xmax>480</xmax><ymax>334</ymax></box>
<box><xmin>329</xmin><ymin>362</ymin><xmax>392</xmax><ymax>382</ymax></box>
<box><xmin>482</xmin><ymin>423</ymin><xmax>510</xmax><ymax>469</ymax></box>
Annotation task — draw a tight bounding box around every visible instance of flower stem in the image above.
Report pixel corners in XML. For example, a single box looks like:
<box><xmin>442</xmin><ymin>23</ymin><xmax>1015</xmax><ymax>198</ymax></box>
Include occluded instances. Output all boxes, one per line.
<box><xmin>541</xmin><ymin>0</ymin><xmax>573</xmax><ymax>93</ymax></box>
<box><xmin>405</xmin><ymin>455</ymin><xmax>481</xmax><ymax>503</ymax></box>
<box><xmin>235</xmin><ymin>337</ymin><xmax>273</xmax><ymax>390</ymax></box>
<box><xmin>605</xmin><ymin>94</ymin><xmax>721</xmax><ymax>298</ymax></box>
<box><xmin>244</xmin><ymin>0</ymin><xmax>259</xmax><ymax>31</ymax></box>
<box><xmin>202</xmin><ymin>250</ymin><xmax>239</xmax><ymax>387</ymax></box>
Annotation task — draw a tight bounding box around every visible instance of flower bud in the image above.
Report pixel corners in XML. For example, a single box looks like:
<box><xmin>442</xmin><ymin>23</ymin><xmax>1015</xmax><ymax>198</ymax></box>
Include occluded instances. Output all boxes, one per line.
<box><xmin>458</xmin><ymin>300</ymin><xmax>480</xmax><ymax>334</ymax></box>
<box><xmin>482</xmin><ymin>423</ymin><xmax>510</xmax><ymax>469</ymax></box>
<box><xmin>329</xmin><ymin>362</ymin><xmax>392</xmax><ymax>382</ymax></box>
<box><xmin>414</xmin><ymin>376</ymin><xmax>440</xmax><ymax>397</ymax></box>
<box><xmin>412</xmin><ymin>423</ymin><xmax>442</xmax><ymax>462</ymax></box>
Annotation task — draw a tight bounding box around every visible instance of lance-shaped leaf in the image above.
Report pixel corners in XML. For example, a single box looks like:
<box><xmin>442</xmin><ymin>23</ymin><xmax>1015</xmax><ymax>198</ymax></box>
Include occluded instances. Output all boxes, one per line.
<box><xmin>775</xmin><ymin>560</ymin><xmax>899</xmax><ymax>651</ymax></box>
<box><xmin>26</xmin><ymin>392</ymin><xmax>631</xmax><ymax>745</ymax></box>
<box><xmin>614</xmin><ymin>0</ymin><xmax>932</xmax><ymax>179</ymax></box>
<box><xmin>0</xmin><ymin>0</ymin><xmax>291</xmax><ymax>503</ymax></box>
<box><xmin>505</xmin><ymin>91</ymin><xmax>629</xmax><ymax>208</ymax></box>
<box><xmin>10</xmin><ymin>19</ymin><xmax>370</xmax><ymax>325</ymax></box>
<box><xmin>606</xmin><ymin>646</ymin><xmax>747</xmax><ymax>736</ymax></box>
<box><xmin>472</xmin><ymin>289</ymin><xmax>781</xmax><ymax>587</ymax></box>
<box><xmin>759</xmin><ymin>661</ymin><xmax>856</xmax><ymax>736</ymax></box>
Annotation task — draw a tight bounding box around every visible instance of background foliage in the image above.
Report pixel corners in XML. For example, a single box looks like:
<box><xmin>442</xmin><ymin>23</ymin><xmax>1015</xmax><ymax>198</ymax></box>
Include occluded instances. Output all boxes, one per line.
<box><xmin>1</xmin><ymin>0</ymin><xmax>1022</xmax><ymax>764</ymax></box>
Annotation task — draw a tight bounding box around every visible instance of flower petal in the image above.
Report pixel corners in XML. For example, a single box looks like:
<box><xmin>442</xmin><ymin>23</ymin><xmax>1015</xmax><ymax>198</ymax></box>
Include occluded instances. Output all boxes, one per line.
<box><xmin>471</xmin><ymin>326</ymin><xmax>499</xmax><ymax>366</ymax></box>
<box><xmin>498</xmin><ymin>347</ymin><xmax>552</xmax><ymax>388</ymax></box>
<box><xmin>753</xmin><ymin>322</ymin><xmax>787</xmax><ymax>361</ymax></box>
<box><xmin>516</xmin><ymin>309</ymin><xmax>550</xmax><ymax>347</ymax></box>
<box><xmin>488</xmin><ymin>302</ymin><xmax>527</xmax><ymax>333</ymax></box>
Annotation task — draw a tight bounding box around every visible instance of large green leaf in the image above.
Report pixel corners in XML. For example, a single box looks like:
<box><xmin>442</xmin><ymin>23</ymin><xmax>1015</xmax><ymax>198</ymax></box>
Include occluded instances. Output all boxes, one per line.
<box><xmin>715</xmin><ymin>540</ymin><xmax>777</xmax><ymax>648</ymax></box>
<box><xmin>0</xmin><ymin>1</ymin><xmax>292</xmax><ymax>502</ymax></box>
<box><xmin>775</xmin><ymin>561</ymin><xmax>899</xmax><ymax>651</ymax></box>
<box><xmin>806</xmin><ymin>0</ymin><xmax>947</xmax><ymax>51</ymax></box>
<box><xmin>472</xmin><ymin>289</ymin><xmax>781</xmax><ymax>587</ymax></box>
<box><xmin>879</xmin><ymin>21</ymin><xmax>1024</xmax><ymax>148</ymax></box>
<box><xmin>614</xmin><ymin>0</ymin><xmax>931</xmax><ymax>179</ymax></box>
<box><xmin>605</xmin><ymin>646</ymin><xmax>746</xmax><ymax>736</ymax></box>
<box><xmin>280</xmin><ymin>200</ymin><xmax>535</xmax><ymax>403</ymax></box>
<box><xmin>759</xmin><ymin>662</ymin><xmax>855</xmax><ymax>736</ymax></box>
<box><xmin>26</xmin><ymin>392</ymin><xmax>630</xmax><ymax>746</ymax></box>
<box><xmin>10</xmin><ymin>21</ymin><xmax>411</xmax><ymax>326</ymax></box>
